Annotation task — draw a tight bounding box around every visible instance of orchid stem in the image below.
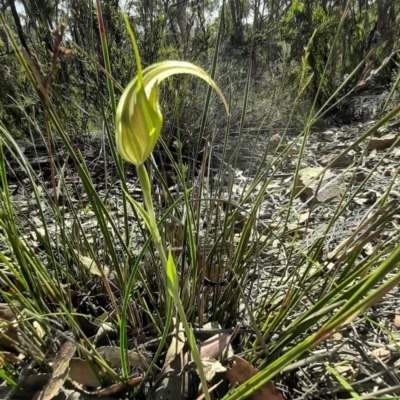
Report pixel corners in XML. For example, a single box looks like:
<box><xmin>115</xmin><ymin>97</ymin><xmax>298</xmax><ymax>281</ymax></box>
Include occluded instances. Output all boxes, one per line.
<box><xmin>136</xmin><ymin>163</ymin><xmax>211</xmax><ymax>400</ymax></box>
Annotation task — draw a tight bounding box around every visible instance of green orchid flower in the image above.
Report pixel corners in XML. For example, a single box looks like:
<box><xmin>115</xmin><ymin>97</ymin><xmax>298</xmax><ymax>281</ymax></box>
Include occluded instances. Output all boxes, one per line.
<box><xmin>115</xmin><ymin>60</ymin><xmax>228</xmax><ymax>166</ymax></box>
<box><xmin>116</xmin><ymin>17</ymin><xmax>229</xmax><ymax>400</ymax></box>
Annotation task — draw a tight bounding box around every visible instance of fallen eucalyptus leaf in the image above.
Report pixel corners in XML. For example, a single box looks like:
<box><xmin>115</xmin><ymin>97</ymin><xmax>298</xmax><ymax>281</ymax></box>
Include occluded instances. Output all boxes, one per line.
<box><xmin>225</xmin><ymin>356</ymin><xmax>284</xmax><ymax>400</ymax></box>
<box><xmin>69</xmin><ymin>358</ymin><xmax>102</xmax><ymax>388</ymax></box>
<box><xmin>33</xmin><ymin>341</ymin><xmax>76</xmax><ymax>400</ymax></box>
<box><xmin>98</xmin><ymin>346</ymin><xmax>151</xmax><ymax>369</ymax></box>
<box><xmin>73</xmin><ymin>250</ymin><xmax>109</xmax><ymax>277</ymax></box>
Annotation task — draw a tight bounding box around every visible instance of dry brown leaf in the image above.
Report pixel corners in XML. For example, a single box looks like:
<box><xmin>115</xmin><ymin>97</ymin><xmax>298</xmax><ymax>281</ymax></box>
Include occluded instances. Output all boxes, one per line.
<box><xmin>0</xmin><ymin>351</ymin><xmax>25</xmax><ymax>366</ymax></box>
<box><xmin>354</xmin><ymin>79</ymin><xmax>368</xmax><ymax>92</ymax></box>
<box><xmin>355</xmin><ymin>172</ymin><xmax>366</xmax><ymax>182</ymax></box>
<box><xmin>269</xmin><ymin>133</ymin><xmax>282</xmax><ymax>151</ymax></box>
<box><xmin>199</xmin><ymin>332</ymin><xmax>233</xmax><ymax>360</ymax></box>
<box><xmin>73</xmin><ymin>250</ymin><xmax>109</xmax><ymax>277</ymax></box>
<box><xmin>152</xmin><ymin>320</ymin><xmax>191</xmax><ymax>400</ymax></box>
<box><xmin>0</xmin><ymin>303</ymin><xmax>21</xmax><ymax>351</ymax></box>
<box><xmin>35</xmin><ymin>373</ymin><xmax>68</xmax><ymax>400</ymax></box>
<box><xmin>392</xmin><ymin>148</ymin><xmax>400</xmax><ymax>157</ymax></box>
<box><xmin>23</xmin><ymin>373</ymin><xmax>52</xmax><ymax>391</ymax></box>
<box><xmin>162</xmin><ymin>320</ymin><xmax>185</xmax><ymax>374</ymax></box>
<box><xmin>0</xmin><ymin>303</ymin><xmax>19</xmax><ymax>321</ymax></box>
<box><xmin>225</xmin><ymin>356</ymin><xmax>284</xmax><ymax>400</ymax></box>
<box><xmin>69</xmin><ymin>358</ymin><xmax>102</xmax><ymax>388</ymax></box>
<box><xmin>201</xmin><ymin>357</ymin><xmax>227</xmax><ymax>381</ymax></box>
<box><xmin>33</xmin><ymin>321</ymin><xmax>46</xmax><ymax>339</ymax></box>
<box><xmin>52</xmin><ymin>342</ymin><xmax>77</xmax><ymax>376</ymax></box>
<box><xmin>34</xmin><ymin>341</ymin><xmax>76</xmax><ymax>400</ymax></box>
<box><xmin>319</xmin><ymin>153</ymin><xmax>353</xmax><ymax>168</ymax></box>
<box><xmin>0</xmin><ymin>322</ymin><xmax>19</xmax><ymax>351</ymax></box>
<box><xmin>93</xmin><ymin>322</ymin><xmax>117</xmax><ymax>346</ymax></box>
<box><xmin>394</xmin><ymin>315</ymin><xmax>400</xmax><ymax>328</ymax></box>
<box><xmin>37</xmin><ymin>228</ymin><xmax>46</xmax><ymax>238</ymax></box>
<box><xmin>335</xmin><ymin>365</ymin><xmax>353</xmax><ymax>374</ymax></box>
<box><xmin>98</xmin><ymin>346</ymin><xmax>151</xmax><ymax>369</ymax></box>
<box><xmin>299</xmin><ymin>212</ymin><xmax>310</xmax><ymax>223</ymax></box>
<box><xmin>332</xmin><ymin>332</ymin><xmax>343</xmax><ymax>342</ymax></box>
<box><xmin>295</xmin><ymin>167</ymin><xmax>344</xmax><ymax>204</ymax></box>
<box><xmin>295</xmin><ymin>167</ymin><xmax>321</xmax><ymax>198</ymax></box>
<box><xmin>367</xmin><ymin>133</ymin><xmax>398</xmax><ymax>151</ymax></box>
<box><xmin>371</xmin><ymin>348</ymin><xmax>390</xmax><ymax>359</ymax></box>
<box><xmin>71</xmin><ymin>375</ymin><xmax>142</xmax><ymax>397</ymax></box>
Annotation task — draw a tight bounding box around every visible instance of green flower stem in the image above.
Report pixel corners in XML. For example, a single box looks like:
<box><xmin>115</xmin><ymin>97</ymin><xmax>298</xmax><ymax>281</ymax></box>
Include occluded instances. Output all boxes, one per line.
<box><xmin>136</xmin><ymin>164</ymin><xmax>167</xmax><ymax>267</ymax></box>
<box><xmin>136</xmin><ymin>164</ymin><xmax>211</xmax><ymax>400</ymax></box>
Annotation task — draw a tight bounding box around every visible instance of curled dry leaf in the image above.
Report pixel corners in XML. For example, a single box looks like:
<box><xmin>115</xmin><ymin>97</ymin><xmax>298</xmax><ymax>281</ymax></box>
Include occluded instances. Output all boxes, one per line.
<box><xmin>183</xmin><ymin>323</ymin><xmax>235</xmax><ymax>370</ymax></box>
<box><xmin>225</xmin><ymin>356</ymin><xmax>284</xmax><ymax>400</ymax></box>
<box><xmin>201</xmin><ymin>357</ymin><xmax>227</xmax><ymax>382</ymax></box>
<box><xmin>93</xmin><ymin>322</ymin><xmax>117</xmax><ymax>346</ymax></box>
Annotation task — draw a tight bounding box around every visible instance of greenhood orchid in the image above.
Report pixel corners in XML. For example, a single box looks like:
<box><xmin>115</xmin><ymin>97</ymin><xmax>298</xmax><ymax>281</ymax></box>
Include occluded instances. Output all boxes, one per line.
<box><xmin>115</xmin><ymin>17</ymin><xmax>229</xmax><ymax>400</ymax></box>
<box><xmin>115</xmin><ymin>61</ymin><xmax>228</xmax><ymax>166</ymax></box>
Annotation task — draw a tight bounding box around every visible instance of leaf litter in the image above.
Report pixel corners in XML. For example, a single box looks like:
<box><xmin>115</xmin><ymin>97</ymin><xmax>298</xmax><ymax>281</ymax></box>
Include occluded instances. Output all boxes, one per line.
<box><xmin>1</xmin><ymin>115</ymin><xmax>400</xmax><ymax>399</ymax></box>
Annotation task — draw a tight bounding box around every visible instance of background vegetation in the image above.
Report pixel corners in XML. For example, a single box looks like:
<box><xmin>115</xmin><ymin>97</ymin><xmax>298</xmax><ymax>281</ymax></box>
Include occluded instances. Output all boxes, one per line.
<box><xmin>1</xmin><ymin>0</ymin><xmax>399</xmax><ymax>145</ymax></box>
